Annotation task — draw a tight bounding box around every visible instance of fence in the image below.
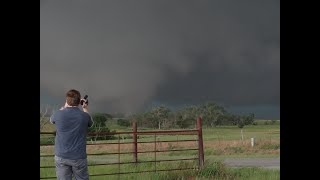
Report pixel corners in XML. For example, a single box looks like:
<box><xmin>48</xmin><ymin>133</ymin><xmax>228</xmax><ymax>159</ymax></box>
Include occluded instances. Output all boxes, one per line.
<box><xmin>40</xmin><ymin>117</ymin><xmax>204</xmax><ymax>179</ymax></box>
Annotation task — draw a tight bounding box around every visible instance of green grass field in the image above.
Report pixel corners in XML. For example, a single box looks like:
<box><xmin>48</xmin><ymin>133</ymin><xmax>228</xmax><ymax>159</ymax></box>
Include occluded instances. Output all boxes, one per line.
<box><xmin>40</xmin><ymin>119</ymin><xmax>280</xmax><ymax>179</ymax></box>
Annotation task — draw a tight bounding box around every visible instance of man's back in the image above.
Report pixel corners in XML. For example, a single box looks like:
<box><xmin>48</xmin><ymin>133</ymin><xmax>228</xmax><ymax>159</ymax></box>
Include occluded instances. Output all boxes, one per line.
<box><xmin>50</xmin><ymin>107</ymin><xmax>93</xmax><ymax>160</ymax></box>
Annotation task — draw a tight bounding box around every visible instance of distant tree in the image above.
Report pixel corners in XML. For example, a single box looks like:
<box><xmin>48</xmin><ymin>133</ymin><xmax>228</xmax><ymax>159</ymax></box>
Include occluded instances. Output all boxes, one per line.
<box><xmin>244</xmin><ymin>113</ymin><xmax>255</xmax><ymax>125</ymax></box>
<box><xmin>174</xmin><ymin>106</ymin><xmax>200</xmax><ymax>128</ymax></box>
<box><xmin>236</xmin><ymin>113</ymin><xmax>255</xmax><ymax>141</ymax></box>
<box><xmin>92</xmin><ymin>113</ymin><xmax>109</xmax><ymax>126</ymax></box>
<box><xmin>117</xmin><ymin>119</ymin><xmax>131</xmax><ymax>127</ymax></box>
<box><xmin>101</xmin><ymin>113</ymin><xmax>113</xmax><ymax>119</ymax></box>
<box><xmin>221</xmin><ymin>113</ymin><xmax>235</xmax><ymax>125</ymax></box>
<box><xmin>40</xmin><ymin>104</ymin><xmax>58</xmax><ymax>132</ymax></box>
<box><xmin>88</xmin><ymin>113</ymin><xmax>114</xmax><ymax>141</ymax></box>
<box><xmin>201</xmin><ymin>102</ymin><xmax>227</xmax><ymax>127</ymax></box>
<box><xmin>237</xmin><ymin>116</ymin><xmax>245</xmax><ymax>141</ymax></box>
<box><xmin>150</xmin><ymin>105</ymin><xmax>171</xmax><ymax>129</ymax></box>
<box><xmin>174</xmin><ymin>109</ymin><xmax>193</xmax><ymax>128</ymax></box>
<box><xmin>88</xmin><ymin>124</ymin><xmax>113</xmax><ymax>141</ymax></box>
<box><xmin>126</xmin><ymin>102</ymin><xmax>256</xmax><ymax>129</ymax></box>
<box><xmin>128</xmin><ymin>112</ymin><xmax>155</xmax><ymax>128</ymax></box>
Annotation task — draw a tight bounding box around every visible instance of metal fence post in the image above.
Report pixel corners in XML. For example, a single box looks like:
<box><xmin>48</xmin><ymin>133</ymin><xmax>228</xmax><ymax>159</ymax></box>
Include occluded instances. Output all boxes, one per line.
<box><xmin>197</xmin><ymin>117</ymin><xmax>204</xmax><ymax>169</ymax></box>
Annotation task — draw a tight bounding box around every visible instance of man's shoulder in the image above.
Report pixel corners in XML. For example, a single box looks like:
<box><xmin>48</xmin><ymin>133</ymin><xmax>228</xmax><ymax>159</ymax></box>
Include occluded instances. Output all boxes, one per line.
<box><xmin>80</xmin><ymin>111</ymin><xmax>91</xmax><ymax>118</ymax></box>
<box><xmin>51</xmin><ymin>109</ymin><xmax>62</xmax><ymax>117</ymax></box>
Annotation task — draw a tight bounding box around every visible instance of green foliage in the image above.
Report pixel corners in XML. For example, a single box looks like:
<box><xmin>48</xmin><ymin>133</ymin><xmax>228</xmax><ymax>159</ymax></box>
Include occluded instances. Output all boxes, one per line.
<box><xmin>117</xmin><ymin>118</ymin><xmax>131</xmax><ymax>127</ymax></box>
<box><xmin>230</xmin><ymin>167</ymin><xmax>280</xmax><ymax>180</ymax></box>
<box><xmin>92</xmin><ymin>113</ymin><xmax>110</xmax><ymax>126</ymax></box>
<box><xmin>264</xmin><ymin>120</ymin><xmax>277</xmax><ymax>125</ymax></box>
<box><xmin>128</xmin><ymin>102</ymin><xmax>256</xmax><ymax>129</ymax></box>
<box><xmin>87</xmin><ymin>126</ymin><xmax>115</xmax><ymax>140</ymax></box>
<box><xmin>198</xmin><ymin>161</ymin><xmax>233</xmax><ymax>179</ymax></box>
<box><xmin>150</xmin><ymin>105</ymin><xmax>171</xmax><ymax>129</ymax></box>
<box><xmin>129</xmin><ymin>111</ymin><xmax>157</xmax><ymax>128</ymax></box>
<box><xmin>201</xmin><ymin>102</ymin><xmax>227</xmax><ymax>127</ymax></box>
<box><xmin>88</xmin><ymin>112</ymin><xmax>115</xmax><ymax>140</ymax></box>
<box><xmin>174</xmin><ymin>107</ymin><xmax>197</xmax><ymax>128</ymax></box>
<box><xmin>237</xmin><ymin>113</ymin><xmax>255</xmax><ymax>129</ymax></box>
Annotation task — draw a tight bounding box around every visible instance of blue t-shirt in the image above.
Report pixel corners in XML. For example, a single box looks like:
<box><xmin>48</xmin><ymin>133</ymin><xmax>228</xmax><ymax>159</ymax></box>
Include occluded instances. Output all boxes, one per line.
<box><xmin>50</xmin><ymin>107</ymin><xmax>94</xmax><ymax>160</ymax></box>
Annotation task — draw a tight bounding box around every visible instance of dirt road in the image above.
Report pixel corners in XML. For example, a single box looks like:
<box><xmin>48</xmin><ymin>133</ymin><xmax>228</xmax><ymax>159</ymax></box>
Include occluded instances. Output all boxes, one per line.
<box><xmin>224</xmin><ymin>158</ymin><xmax>280</xmax><ymax>169</ymax></box>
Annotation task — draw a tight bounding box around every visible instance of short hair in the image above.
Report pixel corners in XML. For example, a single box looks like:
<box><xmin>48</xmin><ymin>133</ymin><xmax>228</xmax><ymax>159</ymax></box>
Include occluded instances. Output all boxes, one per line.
<box><xmin>66</xmin><ymin>89</ymin><xmax>81</xmax><ymax>106</ymax></box>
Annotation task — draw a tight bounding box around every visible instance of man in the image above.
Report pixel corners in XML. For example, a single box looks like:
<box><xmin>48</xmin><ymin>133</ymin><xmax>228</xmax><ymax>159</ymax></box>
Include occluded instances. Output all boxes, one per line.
<box><xmin>50</xmin><ymin>89</ymin><xmax>94</xmax><ymax>180</ymax></box>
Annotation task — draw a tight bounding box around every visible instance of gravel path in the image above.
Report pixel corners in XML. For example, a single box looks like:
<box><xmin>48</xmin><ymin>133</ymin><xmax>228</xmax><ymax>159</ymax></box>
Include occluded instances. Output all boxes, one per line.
<box><xmin>224</xmin><ymin>158</ymin><xmax>280</xmax><ymax>169</ymax></box>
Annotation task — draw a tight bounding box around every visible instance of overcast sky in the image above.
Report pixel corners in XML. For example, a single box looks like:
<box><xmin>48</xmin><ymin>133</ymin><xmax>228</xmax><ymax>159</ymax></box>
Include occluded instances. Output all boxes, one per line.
<box><xmin>40</xmin><ymin>0</ymin><xmax>280</xmax><ymax>119</ymax></box>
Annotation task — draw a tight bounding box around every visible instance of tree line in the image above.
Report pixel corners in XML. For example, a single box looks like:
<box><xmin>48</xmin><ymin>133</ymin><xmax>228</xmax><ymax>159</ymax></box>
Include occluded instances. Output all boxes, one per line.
<box><xmin>126</xmin><ymin>102</ymin><xmax>255</xmax><ymax>129</ymax></box>
<box><xmin>40</xmin><ymin>102</ymin><xmax>255</xmax><ymax>131</ymax></box>
<box><xmin>40</xmin><ymin>102</ymin><xmax>255</xmax><ymax>141</ymax></box>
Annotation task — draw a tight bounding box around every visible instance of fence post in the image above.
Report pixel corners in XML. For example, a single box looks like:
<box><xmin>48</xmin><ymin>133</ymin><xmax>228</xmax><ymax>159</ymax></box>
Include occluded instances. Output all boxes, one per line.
<box><xmin>133</xmin><ymin>121</ymin><xmax>138</xmax><ymax>163</ymax></box>
<box><xmin>197</xmin><ymin>117</ymin><xmax>204</xmax><ymax>169</ymax></box>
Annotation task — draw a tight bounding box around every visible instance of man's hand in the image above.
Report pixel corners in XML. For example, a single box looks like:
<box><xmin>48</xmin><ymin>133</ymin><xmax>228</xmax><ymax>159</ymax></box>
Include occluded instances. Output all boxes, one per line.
<box><xmin>81</xmin><ymin>99</ymin><xmax>89</xmax><ymax>113</ymax></box>
<box><xmin>59</xmin><ymin>102</ymin><xmax>68</xmax><ymax>110</ymax></box>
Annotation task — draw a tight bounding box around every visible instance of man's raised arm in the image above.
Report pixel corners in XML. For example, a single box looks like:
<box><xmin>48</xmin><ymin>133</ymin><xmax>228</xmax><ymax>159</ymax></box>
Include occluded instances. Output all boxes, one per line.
<box><xmin>82</xmin><ymin>102</ymin><xmax>94</xmax><ymax>127</ymax></box>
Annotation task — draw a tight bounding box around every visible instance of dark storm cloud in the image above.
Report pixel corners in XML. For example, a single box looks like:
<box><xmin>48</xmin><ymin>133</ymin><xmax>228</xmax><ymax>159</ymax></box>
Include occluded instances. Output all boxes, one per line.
<box><xmin>40</xmin><ymin>0</ymin><xmax>279</xmax><ymax>114</ymax></box>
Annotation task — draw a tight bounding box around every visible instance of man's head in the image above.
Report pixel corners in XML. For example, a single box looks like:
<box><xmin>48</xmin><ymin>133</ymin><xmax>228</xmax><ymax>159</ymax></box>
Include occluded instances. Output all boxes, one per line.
<box><xmin>66</xmin><ymin>89</ymin><xmax>81</xmax><ymax>106</ymax></box>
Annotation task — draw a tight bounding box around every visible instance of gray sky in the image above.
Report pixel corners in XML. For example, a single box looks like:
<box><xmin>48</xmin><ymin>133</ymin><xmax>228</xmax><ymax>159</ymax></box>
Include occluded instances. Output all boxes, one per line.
<box><xmin>40</xmin><ymin>0</ymin><xmax>280</xmax><ymax>119</ymax></box>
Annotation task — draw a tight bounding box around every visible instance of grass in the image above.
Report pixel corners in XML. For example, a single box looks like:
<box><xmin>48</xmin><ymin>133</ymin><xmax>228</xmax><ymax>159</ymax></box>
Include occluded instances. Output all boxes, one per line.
<box><xmin>41</xmin><ymin>156</ymin><xmax>198</xmax><ymax>179</ymax></box>
<box><xmin>40</xmin><ymin>158</ymin><xmax>279</xmax><ymax>180</ymax></box>
<box><xmin>229</xmin><ymin>167</ymin><xmax>280</xmax><ymax>180</ymax></box>
<box><xmin>40</xmin><ymin>120</ymin><xmax>280</xmax><ymax>179</ymax></box>
<box><xmin>198</xmin><ymin>160</ymin><xmax>279</xmax><ymax>180</ymax></box>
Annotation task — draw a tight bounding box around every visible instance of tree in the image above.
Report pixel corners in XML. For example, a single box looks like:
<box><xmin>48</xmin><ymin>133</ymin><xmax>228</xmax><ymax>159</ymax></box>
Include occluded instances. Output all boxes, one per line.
<box><xmin>40</xmin><ymin>104</ymin><xmax>58</xmax><ymax>132</ymax></box>
<box><xmin>92</xmin><ymin>113</ymin><xmax>109</xmax><ymax>127</ymax></box>
<box><xmin>174</xmin><ymin>110</ymin><xmax>191</xmax><ymax>128</ymax></box>
<box><xmin>40</xmin><ymin>105</ymin><xmax>49</xmax><ymax>132</ymax></box>
<box><xmin>150</xmin><ymin>105</ymin><xmax>171</xmax><ymax>129</ymax></box>
<box><xmin>88</xmin><ymin>113</ymin><xmax>114</xmax><ymax>142</ymax></box>
<box><xmin>237</xmin><ymin>116</ymin><xmax>245</xmax><ymax>141</ymax></box>
<box><xmin>178</xmin><ymin>105</ymin><xmax>201</xmax><ymax>128</ymax></box>
<box><xmin>244</xmin><ymin>113</ymin><xmax>255</xmax><ymax>125</ymax></box>
<box><xmin>88</xmin><ymin>124</ymin><xmax>113</xmax><ymax>141</ymax></box>
<box><xmin>201</xmin><ymin>102</ymin><xmax>227</xmax><ymax>127</ymax></box>
<box><xmin>128</xmin><ymin>112</ymin><xmax>155</xmax><ymax>128</ymax></box>
<box><xmin>221</xmin><ymin>113</ymin><xmax>235</xmax><ymax>125</ymax></box>
<box><xmin>236</xmin><ymin>113</ymin><xmax>255</xmax><ymax>141</ymax></box>
<box><xmin>101</xmin><ymin>113</ymin><xmax>113</xmax><ymax>119</ymax></box>
<box><xmin>117</xmin><ymin>119</ymin><xmax>131</xmax><ymax>127</ymax></box>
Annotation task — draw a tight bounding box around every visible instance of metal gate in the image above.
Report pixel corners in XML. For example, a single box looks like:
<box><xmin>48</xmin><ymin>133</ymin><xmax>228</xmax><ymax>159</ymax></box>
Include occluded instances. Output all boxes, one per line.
<box><xmin>40</xmin><ymin>117</ymin><xmax>204</xmax><ymax>179</ymax></box>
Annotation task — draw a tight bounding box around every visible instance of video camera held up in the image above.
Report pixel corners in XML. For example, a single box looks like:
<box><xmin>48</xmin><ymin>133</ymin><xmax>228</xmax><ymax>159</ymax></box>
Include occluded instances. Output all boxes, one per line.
<box><xmin>80</xmin><ymin>95</ymin><xmax>89</xmax><ymax>106</ymax></box>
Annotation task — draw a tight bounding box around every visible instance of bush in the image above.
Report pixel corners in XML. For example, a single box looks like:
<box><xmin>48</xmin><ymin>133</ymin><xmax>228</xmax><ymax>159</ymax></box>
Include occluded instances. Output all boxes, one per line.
<box><xmin>198</xmin><ymin>161</ymin><xmax>234</xmax><ymax>179</ymax></box>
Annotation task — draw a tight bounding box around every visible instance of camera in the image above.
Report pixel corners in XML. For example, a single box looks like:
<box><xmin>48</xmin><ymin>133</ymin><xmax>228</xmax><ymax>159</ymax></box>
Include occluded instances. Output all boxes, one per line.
<box><xmin>80</xmin><ymin>95</ymin><xmax>89</xmax><ymax>105</ymax></box>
